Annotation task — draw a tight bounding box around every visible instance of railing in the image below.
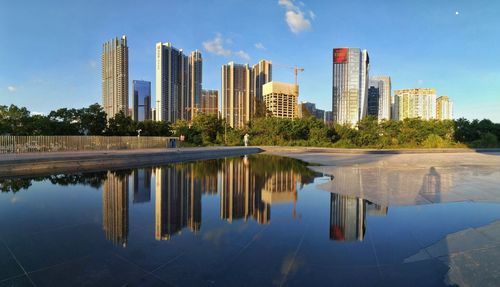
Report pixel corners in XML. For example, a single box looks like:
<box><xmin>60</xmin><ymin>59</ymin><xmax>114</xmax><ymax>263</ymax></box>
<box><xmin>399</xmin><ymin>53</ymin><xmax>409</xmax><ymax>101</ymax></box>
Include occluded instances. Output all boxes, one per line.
<box><xmin>0</xmin><ymin>136</ymin><xmax>179</xmax><ymax>154</ymax></box>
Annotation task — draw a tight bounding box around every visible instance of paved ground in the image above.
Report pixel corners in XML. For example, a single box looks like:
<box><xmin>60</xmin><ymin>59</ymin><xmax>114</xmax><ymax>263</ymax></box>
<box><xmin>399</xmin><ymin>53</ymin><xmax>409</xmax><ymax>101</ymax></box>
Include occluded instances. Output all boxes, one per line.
<box><xmin>265</xmin><ymin>149</ymin><xmax>500</xmax><ymax>286</ymax></box>
<box><xmin>0</xmin><ymin>147</ymin><xmax>261</xmax><ymax>177</ymax></box>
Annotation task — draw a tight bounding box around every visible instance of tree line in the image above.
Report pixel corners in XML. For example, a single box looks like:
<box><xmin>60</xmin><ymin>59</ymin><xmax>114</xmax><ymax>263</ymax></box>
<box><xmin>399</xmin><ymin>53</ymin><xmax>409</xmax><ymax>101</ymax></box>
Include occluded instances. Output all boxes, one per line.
<box><xmin>0</xmin><ymin>104</ymin><xmax>171</xmax><ymax>136</ymax></box>
<box><xmin>1</xmin><ymin>103</ymin><xmax>499</xmax><ymax>148</ymax></box>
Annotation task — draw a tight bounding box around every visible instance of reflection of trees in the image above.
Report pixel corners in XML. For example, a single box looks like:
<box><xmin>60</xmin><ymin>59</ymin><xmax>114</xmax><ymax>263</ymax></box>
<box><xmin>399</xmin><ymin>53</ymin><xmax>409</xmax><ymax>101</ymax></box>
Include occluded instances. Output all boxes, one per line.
<box><xmin>0</xmin><ymin>172</ymin><xmax>109</xmax><ymax>193</ymax></box>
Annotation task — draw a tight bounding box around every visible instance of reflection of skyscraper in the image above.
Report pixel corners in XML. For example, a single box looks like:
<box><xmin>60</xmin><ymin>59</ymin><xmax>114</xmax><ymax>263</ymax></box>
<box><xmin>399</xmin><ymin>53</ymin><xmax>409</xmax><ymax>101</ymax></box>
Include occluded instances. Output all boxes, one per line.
<box><xmin>220</xmin><ymin>158</ymin><xmax>270</xmax><ymax>224</ymax></box>
<box><xmin>262</xmin><ymin>170</ymin><xmax>299</xmax><ymax>205</ymax></box>
<box><xmin>132</xmin><ymin>169</ymin><xmax>151</xmax><ymax>203</ymax></box>
<box><xmin>330</xmin><ymin>194</ymin><xmax>366</xmax><ymax>241</ymax></box>
<box><xmin>102</xmin><ymin>171</ymin><xmax>129</xmax><ymax>246</ymax></box>
<box><xmin>155</xmin><ymin>165</ymin><xmax>202</xmax><ymax>240</ymax></box>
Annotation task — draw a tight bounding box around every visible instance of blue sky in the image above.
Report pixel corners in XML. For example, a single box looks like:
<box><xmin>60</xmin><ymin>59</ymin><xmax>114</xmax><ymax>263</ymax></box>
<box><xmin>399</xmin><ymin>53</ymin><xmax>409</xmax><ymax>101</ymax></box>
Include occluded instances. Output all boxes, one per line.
<box><xmin>1</xmin><ymin>0</ymin><xmax>499</xmax><ymax>121</ymax></box>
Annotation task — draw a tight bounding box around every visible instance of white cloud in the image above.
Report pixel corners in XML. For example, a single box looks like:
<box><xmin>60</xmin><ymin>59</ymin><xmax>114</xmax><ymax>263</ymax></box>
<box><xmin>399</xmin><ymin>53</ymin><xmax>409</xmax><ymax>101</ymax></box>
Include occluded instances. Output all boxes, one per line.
<box><xmin>202</xmin><ymin>33</ymin><xmax>251</xmax><ymax>61</ymax></box>
<box><xmin>254</xmin><ymin>43</ymin><xmax>266</xmax><ymax>50</ymax></box>
<box><xmin>202</xmin><ymin>33</ymin><xmax>231</xmax><ymax>57</ymax></box>
<box><xmin>7</xmin><ymin>86</ymin><xmax>16</xmax><ymax>93</ymax></box>
<box><xmin>235</xmin><ymin>50</ymin><xmax>250</xmax><ymax>61</ymax></box>
<box><xmin>278</xmin><ymin>0</ymin><xmax>315</xmax><ymax>34</ymax></box>
<box><xmin>309</xmin><ymin>10</ymin><xmax>316</xmax><ymax>20</ymax></box>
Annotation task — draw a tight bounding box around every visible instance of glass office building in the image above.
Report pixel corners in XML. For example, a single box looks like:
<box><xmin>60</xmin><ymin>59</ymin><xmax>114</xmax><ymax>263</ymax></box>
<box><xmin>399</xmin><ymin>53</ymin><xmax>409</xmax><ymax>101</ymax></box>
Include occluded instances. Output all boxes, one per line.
<box><xmin>132</xmin><ymin>80</ymin><xmax>151</xmax><ymax>121</ymax></box>
<box><xmin>332</xmin><ymin>48</ymin><xmax>369</xmax><ymax>126</ymax></box>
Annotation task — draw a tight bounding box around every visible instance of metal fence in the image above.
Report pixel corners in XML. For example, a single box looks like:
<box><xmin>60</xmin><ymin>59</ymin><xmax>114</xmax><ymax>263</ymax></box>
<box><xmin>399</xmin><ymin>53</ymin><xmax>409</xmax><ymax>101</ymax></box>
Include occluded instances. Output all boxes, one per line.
<box><xmin>0</xmin><ymin>136</ymin><xmax>179</xmax><ymax>154</ymax></box>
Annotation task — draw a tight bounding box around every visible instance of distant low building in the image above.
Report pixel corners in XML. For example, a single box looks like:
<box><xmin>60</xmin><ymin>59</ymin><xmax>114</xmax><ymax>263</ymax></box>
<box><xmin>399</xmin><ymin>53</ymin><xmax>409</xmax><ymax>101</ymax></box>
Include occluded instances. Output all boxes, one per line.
<box><xmin>324</xmin><ymin>111</ymin><xmax>333</xmax><ymax>125</ymax></box>
<box><xmin>367</xmin><ymin>82</ymin><xmax>380</xmax><ymax>118</ymax></box>
<box><xmin>263</xmin><ymin>81</ymin><xmax>298</xmax><ymax>119</ymax></box>
<box><xmin>394</xmin><ymin>88</ymin><xmax>437</xmax><ymax>120</ymax></box>
<box><xmin>436</xmin><ymin>96</ymin><xmax>453</xmax><ymax>120</ymax></box>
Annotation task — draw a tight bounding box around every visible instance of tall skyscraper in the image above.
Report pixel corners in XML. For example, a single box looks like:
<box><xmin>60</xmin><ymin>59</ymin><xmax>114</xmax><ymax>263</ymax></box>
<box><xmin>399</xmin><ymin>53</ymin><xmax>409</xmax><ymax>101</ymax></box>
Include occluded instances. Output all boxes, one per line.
<box><xmin>436</xmin><ymin>96</ymin><xmax>453</xmax><ymax>120</ymax></box>
<box><xmin>262</xmin><ymin>81</ymin><xmax>298</xmax><ymax>119</ymax></box>
<box><xmin>394</xmin><ymin>88</ymin><xmax>437</xmax><ymax>120</ymax></box>
<box><xmin>332</xmin><ymin>48</ymin><xmax>370</xmax><ymax>126</ymax></box>
<box><xmin>201</xmin><ymin>89</ymin><xmax>219</xmax><ymax>115</ymax></box>
<box><xmin>132</xmin><ymin>80</ymin><xmax>151</xmax><ymax>121</ymax></box>
<box><xmin>102</xmin><ymin>35</ymin><xmax>129</xmax><ymax>119</ymax></box>
<box><xmin>221</xmin><ymin>62</ymin><xmax>253</xmax><ymax>128</ymax></box>
<box><xmin>367</xmin><ymin>81</ymin><xmax>381</xmax><ymax>118</ymax></box>
<box><xmin>370</xmin><ymin>76</ymin><xmax>392</xmax><ymax>120</ymax></box>
<box><xmin>189</xmin><ymin>50</ymin><xmax>203</xmax><ymax>120</ymax></box>
<box><xmin>156</xmin><ymin>42</ymin><xmax>189</xmax><ymax>123</ymax></box>
<box><xmin>252</xmin><ymin>60</ymin><xmax>272</xmax><ymax>115</ymax></box>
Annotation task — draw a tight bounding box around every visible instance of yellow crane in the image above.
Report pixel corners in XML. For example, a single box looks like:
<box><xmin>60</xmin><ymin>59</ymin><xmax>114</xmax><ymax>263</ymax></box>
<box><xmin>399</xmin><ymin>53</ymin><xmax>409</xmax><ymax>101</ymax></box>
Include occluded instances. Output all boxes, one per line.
<box><xmin>275</xmin><ymin>64</ymin><xmax>304</xmax><ymax>85</ymax></box>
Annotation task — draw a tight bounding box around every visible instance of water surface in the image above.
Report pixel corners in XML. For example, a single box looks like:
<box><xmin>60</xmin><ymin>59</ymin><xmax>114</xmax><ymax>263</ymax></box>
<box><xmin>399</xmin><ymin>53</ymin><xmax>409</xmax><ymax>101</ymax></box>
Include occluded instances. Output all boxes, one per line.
<box><xmin>1</xmin><ymin>154</ymin><xmax>499</xmax><ymax>286</ymax></box>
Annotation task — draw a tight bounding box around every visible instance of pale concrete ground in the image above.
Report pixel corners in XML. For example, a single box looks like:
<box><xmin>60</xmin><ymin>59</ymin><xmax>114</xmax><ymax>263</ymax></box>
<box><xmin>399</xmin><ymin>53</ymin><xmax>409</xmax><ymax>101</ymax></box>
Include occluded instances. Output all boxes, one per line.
<box><xmin>265</xmin><ymin>149</ymin><xmax>500</xmax><ymax>287</ymax></box>
<box><xmin>0</xmin><ymin>147</ymin><xmax>261</xmax><ymax>177</ymax></box>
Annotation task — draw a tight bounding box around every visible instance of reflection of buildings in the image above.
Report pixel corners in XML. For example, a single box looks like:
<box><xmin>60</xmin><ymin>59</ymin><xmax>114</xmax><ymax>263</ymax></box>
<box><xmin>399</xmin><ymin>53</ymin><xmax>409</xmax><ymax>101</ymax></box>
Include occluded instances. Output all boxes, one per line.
<box><xmin>262</xmin><ymin>170</ymin><xmax>298</xmax><ymax>205</ymax></box>
<box><xmin>102</xmin><ymin>171</ymin><xmax>129</xmax><ymax>246</ymax></box>
<box><xmin>220</xmin><ymin>158</ymin><xmax>305</xmax><ymax>225</ymax></box>
<box><xmin>155</xmin><ymin>166</ymin><xmax>201</xmax><ymax>240</ymax></box>
<box><xmin>220</xmin><ymin>158</ymin><xmax>270</xmax><ymax>224</ymax></box>
<box><xmin>132</xmin><ymin>169</ymin><xmax>151</xmax><ymax>203</ymax></box>
<box><xmin>330</xmin><ymin>194</ymin><xmax>366</xmax><ymax>241</ymax></box>
<box><xmin>329</xmin><ymin>193</ymin><xmax>388</xmax><ymax>241</ymax></box>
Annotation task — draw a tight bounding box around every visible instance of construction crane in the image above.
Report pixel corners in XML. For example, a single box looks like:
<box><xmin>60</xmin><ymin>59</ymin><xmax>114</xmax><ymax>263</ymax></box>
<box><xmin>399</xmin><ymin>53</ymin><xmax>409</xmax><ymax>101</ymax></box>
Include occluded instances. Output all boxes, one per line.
<box><xmin>275</xmin><ymin>64</ymin><xmax>304</xmax><ymax>85</ymax></box>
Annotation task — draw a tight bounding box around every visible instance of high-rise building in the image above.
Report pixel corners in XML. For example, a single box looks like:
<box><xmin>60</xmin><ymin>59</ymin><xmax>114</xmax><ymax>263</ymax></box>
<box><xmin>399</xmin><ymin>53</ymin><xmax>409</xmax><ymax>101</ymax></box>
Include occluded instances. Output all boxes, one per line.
<box><xmin>436</xmin><ymin>96</ymin><xmax>453</xmax><ymax>120</ymax></box>
<box><xmin>201</xmin><ymin>89</ymin><xmax>219</xmax><ymax>115</ymax></box>
<box><xmin>332</xmin><ymin>48</ymin><xmax>370</xmax><ymax>126</ymax></box>
<box><xmin>132</xmin><ymin>80</ymin><xmax>151</xmax><ymax>121</ymax></box>
<box><xmin>262</xmin><ymin>81</ymin><xmax>298</xmax><ymax>119</ymax></box>
<box><xmin>394</xmin><ymin>88</ymin><xmax>437</xmax><ymax>120</ymax></box>
<box><xmin>156</xmin><ymin>42</ymin><xmax>189</xmax><ymax>123</ymax></box>
<box><xmin>253</xmin><ymin>60</ymin><xmax>272</xmax><ymax>115</ymax></box>
<box><xmin>370</xmin><ymin>76</ymin><xmax>391</xmax><ymax>120</ymax></box>
<box><xmin>221</xmin><ymin>62</ymin><xmax>253</xmax><ymax>128</ymax></box>
<box><xmin>189</xmin><ymin>50</ymin><xmax>203</xmax><ymax>120</ymax></box>
<box><xmin>367</xmin><ymin>81</ymin><xmax>380</xmax><ymax>118</ymax></box>
<box><xmin>102</xmin><ymin>36</ymin><xmax>129</xmax><ymax>119</ymax></box>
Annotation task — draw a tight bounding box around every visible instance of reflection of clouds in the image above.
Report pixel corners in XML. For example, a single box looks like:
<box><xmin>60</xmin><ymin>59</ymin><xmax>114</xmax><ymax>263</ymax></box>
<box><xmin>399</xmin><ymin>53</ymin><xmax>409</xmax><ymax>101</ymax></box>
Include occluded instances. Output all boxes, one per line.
<box><xmin>202</xmin><ymin>224</ymin><xmax>249</xmax><ymax>246</ymax></box>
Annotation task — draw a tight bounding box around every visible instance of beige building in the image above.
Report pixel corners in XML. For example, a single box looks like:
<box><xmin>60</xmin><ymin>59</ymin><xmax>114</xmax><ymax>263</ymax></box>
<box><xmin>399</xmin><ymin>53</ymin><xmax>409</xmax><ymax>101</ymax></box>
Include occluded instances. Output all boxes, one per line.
<box><xmin>102</xmin><ymin>35</ymin><xmax>129</xmax><ymax>119</ymax></box>
<box><xmin>201</xmin><ymin>89</ymin><xmax>218</xmax><ymax>116</ymax></box>
<box><xmin>262</xmin><ymin>81</ymin><xmax>298</xmax><ymax>119</ymax></box>
<box><xmin>253</xmin><ymin>60</ymin><xmax>272</xmax><ymax>115</ymax></box>
<box><xmin>394</xmin><ymin>88</ymin><xmax>437</xmax><ymax>120</ymax></box>
<box><xmin>436</xmin><ymin>96</ymin><xmax>453</xmax><ymax>120</ymax></box>
<box><xmin>189</xmin><ymin>50</ymin><xmax>203</xmax><ymax>120</ymax></box>
<box><xmin>221</xmin><ymin>62</ymin><xmax>253</xmax><ymax>128</ymax></box>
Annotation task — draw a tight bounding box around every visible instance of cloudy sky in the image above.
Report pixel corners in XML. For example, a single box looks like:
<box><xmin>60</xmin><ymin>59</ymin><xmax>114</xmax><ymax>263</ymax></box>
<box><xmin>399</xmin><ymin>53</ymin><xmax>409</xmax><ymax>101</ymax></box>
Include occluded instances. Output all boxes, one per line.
<box><xmin>1</xmin><ymin>0</ymin><xmax>499</xmax><ymax>121</ymax></box>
